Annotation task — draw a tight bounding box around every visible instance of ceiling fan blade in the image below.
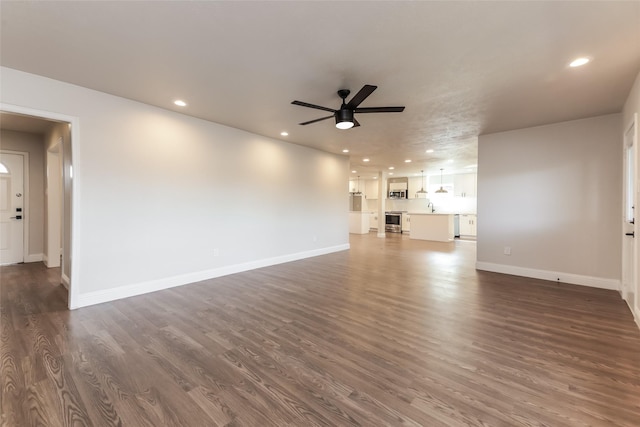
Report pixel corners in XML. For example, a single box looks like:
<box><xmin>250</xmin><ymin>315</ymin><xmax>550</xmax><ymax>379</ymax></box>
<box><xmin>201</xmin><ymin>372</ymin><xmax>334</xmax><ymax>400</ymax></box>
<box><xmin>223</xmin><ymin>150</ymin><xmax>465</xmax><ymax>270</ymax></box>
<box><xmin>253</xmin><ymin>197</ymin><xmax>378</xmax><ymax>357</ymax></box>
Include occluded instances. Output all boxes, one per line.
<box><xmin>299</xmin><ymin>115</ymin><xmax>334</xmax><ymax>126</ymax></box>
<box><xmin>354</xmin><ymin>106</ymin><xmax>405</xmax><ymax>113</ymax></box>
<box><xmin>346</xmin><ymin>85</ymin><xmax>377</xmax><ymax>109</ymax></box>
<box><xmin>353</xmin><ymin>117</ymin><xmax>361</xmax><ymax>127</ymax></box>
<box><xmin>292</xmin><ymin>100</ymin><xmax>336</xmax><ymax>113</ymax></box>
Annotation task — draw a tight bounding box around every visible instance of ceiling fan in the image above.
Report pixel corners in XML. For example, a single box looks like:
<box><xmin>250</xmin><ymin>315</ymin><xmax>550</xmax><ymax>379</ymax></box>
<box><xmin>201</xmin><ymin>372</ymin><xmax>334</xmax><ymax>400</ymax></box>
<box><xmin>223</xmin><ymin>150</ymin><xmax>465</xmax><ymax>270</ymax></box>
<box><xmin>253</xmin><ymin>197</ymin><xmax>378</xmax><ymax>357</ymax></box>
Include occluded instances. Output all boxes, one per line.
<box><xmin>291</xmin><ymin>84</ymin><xmax>405</xmax><ymax>130</ymax></box>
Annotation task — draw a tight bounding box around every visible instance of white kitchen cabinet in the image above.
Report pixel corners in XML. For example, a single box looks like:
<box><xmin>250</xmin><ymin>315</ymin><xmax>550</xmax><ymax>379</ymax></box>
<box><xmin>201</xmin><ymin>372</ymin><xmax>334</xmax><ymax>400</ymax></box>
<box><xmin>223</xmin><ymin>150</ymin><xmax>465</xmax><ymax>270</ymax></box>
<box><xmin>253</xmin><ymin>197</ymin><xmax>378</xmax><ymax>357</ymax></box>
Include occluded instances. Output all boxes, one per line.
<box><xmin>369</xmin><ymin>211</ymin><xmax>379</xmax><ymax>230</ymax></box>
<box><xmin>407</xmin><ymin>177</ymin><xmax>424</xmax><ymax>199</ymax></box>
<box><xmin>402</xmin><ymin>213</ymin><xmax>410</xmax><ymax>232</ymax></box>
<box><xmin>453</xmin><ymin>173</ymin><xmax>477</xmax><ymax>198</ymax></box>
<box><xmin>459</xmin><ymin>214</ymin><xmax>477</xmax><ymax>236</ymax></box>
<box><xmin>365</xmin><ymin>179</ymin><xmax>379</xmax><ymax>199</ymax></box>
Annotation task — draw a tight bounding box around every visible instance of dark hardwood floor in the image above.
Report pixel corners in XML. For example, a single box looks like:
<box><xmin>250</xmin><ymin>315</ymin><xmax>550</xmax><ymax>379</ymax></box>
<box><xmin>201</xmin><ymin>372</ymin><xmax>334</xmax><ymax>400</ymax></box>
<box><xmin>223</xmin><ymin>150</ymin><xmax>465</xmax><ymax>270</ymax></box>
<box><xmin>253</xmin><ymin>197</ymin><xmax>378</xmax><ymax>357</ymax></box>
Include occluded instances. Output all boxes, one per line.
<box><xmin>2</xmin><ymin>233</ymin><xmax>640</xmax><ymax>426</ymax></box>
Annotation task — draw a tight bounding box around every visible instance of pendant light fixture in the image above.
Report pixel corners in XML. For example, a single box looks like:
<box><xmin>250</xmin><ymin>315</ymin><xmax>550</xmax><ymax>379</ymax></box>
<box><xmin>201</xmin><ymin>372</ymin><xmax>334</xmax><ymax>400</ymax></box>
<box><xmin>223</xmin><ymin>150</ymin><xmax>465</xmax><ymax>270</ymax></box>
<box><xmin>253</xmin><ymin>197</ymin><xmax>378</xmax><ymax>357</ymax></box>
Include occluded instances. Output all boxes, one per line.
<box><xmin>415</xmin><ymin>170</ymin><xmax>428</xmax><ymax>197</ymax></box>
<box><xmin>355</xmin><ymin>175</ymin><xmax>362</xmax><ymax>195</ymax></box>
<box><xmin>435</xmin><ymin>168</ymin><xmax>448</xmax><ymax>193</ymax></box>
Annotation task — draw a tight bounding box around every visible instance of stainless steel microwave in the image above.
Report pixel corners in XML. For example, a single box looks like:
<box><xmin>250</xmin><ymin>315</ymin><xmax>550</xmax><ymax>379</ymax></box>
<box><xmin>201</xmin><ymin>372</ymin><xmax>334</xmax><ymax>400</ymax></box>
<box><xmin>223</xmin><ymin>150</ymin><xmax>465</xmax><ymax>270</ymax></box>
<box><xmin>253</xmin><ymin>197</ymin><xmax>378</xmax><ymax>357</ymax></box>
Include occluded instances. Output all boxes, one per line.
<box><xmin>389</xmin><ymin>190</ymin><xmax>406</xmax><ymax>199</ymax></box>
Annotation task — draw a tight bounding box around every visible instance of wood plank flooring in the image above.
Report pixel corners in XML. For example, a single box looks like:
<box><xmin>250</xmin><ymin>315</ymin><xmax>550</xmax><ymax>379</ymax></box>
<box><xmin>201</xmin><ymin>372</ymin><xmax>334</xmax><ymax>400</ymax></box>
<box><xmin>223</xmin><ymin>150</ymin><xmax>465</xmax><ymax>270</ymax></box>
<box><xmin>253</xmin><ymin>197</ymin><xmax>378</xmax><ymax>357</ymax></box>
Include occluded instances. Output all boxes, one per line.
<box><xmin>2</xmin><ymin>232</ymin><xmax>640</xmax><ymax>426</ymax></box>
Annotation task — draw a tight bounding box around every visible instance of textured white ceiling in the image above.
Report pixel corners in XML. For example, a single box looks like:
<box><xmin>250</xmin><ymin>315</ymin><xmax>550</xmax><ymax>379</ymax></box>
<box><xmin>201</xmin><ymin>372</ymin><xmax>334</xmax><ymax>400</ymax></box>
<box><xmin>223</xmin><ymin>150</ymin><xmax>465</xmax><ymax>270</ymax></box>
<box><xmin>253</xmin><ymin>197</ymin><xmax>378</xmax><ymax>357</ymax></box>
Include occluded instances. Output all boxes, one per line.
<box><xmin>1</xmin><ymin>1</ymin><xmax>639</xmax><ymax>178</ymax></box>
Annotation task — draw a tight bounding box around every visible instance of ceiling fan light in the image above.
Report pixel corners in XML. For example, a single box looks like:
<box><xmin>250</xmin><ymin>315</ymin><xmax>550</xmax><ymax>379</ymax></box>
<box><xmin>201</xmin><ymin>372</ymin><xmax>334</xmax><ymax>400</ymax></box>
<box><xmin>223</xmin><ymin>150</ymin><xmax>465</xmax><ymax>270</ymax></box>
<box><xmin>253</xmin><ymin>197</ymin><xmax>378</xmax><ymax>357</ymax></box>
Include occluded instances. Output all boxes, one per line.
<box><xmin>336</xmin><ymin>121</ymin><xmax>354</xmax><ymax>130</ymax></box>
<box><xmin>335</xmin><ymin>109</ymin><xmax>354</xmax><ymax>130</ymax></box>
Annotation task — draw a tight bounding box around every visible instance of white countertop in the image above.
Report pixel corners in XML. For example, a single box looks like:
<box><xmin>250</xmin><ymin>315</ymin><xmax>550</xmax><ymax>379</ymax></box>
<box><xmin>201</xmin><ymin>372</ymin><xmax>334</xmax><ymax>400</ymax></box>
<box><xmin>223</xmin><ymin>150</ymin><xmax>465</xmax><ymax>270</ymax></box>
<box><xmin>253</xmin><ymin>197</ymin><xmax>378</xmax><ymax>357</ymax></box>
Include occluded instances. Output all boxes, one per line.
<box><xmin>408</xmin><ymin>212</ymin><xmax>476</xmax><ymax>215</ymax></box>
<box><xmin>408</xmin><ymin>212</ymin><xmax>452</xmax><ymax>215</ymax></box>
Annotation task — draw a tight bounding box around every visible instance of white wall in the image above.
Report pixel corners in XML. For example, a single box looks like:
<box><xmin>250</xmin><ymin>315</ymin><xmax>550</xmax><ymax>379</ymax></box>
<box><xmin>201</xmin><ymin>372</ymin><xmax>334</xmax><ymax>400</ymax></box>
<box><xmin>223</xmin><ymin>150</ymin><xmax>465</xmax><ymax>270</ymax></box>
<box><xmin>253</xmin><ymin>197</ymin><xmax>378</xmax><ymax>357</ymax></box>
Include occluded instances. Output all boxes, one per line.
<box><xmin>0</xmin><ymin>67</ymin><xmax>349</xmax><ymax>307</ymax></box>
<box><xmin>477</xmin><ymin>114</ymin><xmax>622</xmax><ymax>289</ymax></box>
<box><xmin>0</xmin><ymin>129</ymin><xmax>45</xmax><ymax>260</ymax></box>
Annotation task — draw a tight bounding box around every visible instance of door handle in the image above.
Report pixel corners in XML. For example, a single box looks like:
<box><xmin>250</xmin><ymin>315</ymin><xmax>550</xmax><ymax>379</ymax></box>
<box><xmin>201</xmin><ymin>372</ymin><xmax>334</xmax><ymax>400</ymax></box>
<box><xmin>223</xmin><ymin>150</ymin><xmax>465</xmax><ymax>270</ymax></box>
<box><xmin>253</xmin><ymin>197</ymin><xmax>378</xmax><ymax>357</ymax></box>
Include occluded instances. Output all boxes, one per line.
<box><xmin>9</xmin><ymin>215</ymin><xmax>22</xmax><ymax>220</ymax></box>
<box><xmin>625</xmin><ymin>232</ymin><xmax>634</xmax><ymax>237</ymax></box>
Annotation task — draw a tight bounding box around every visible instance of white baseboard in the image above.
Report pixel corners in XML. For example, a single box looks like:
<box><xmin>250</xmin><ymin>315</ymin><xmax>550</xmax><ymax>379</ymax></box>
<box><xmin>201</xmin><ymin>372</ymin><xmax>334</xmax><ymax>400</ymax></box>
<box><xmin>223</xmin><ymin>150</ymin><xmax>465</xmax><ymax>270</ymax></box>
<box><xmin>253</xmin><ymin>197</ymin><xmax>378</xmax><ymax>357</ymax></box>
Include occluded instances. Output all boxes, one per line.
<box><xmin>43</xmin><ymin>257</ymin><xmax>61</xmax><ymax>268</ymax></box>
<box><xmin>74</xmin><ymin>244</ymin><xmax>350</xmax><ymax>309</ymax></box>
<box><xmin>24</xmin><ymin>253</ymin><xmax>43</xmax><ymax>263</ymax></box>
<box><xmin>61</xmin><ymin>273</ymin><xmax>70</xmax><ymax>290</ymax></box>
<box><xmin>475</xmin><ymin>261</ymin><xmax>620</xmax><ymax>291</ymax></box>
<box><xmin>630</xmin><ymin>302</ymin><xmax>640</xmax><ymax>330</ymax></box>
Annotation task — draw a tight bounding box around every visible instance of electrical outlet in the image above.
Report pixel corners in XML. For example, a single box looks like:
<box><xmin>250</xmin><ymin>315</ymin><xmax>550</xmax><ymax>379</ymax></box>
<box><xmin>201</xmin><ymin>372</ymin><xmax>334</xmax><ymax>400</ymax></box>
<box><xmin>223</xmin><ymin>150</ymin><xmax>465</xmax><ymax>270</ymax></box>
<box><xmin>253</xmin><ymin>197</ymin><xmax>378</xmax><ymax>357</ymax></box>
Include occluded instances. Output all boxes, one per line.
<box><xmin>213</xmin><ymin>248</ymin><xmax>220</xmax><ymax>257</ymax></box>
<box><xmin>503</xmin><ymin>246</ymin><xmax>511</xmax><ymax>255</ymax></box>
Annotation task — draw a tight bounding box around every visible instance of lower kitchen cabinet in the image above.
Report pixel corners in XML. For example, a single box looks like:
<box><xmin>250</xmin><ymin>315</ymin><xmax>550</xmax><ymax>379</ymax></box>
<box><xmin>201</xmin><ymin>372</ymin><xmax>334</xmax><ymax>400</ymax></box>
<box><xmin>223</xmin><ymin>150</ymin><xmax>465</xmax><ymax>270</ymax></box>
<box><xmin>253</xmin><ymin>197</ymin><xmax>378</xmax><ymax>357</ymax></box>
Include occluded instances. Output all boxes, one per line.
<box><xmin>459</xmin><ymin>214</ymin><xmax>477</xmax><ymax>236</ymax></box>
<box><xmin>369</xmin><ymin>211</ymin><xmax>379</xmax><ymax>230</ymax></box>
<box><xmin>402</xmin><ymin>213</ymin><xmax>410</xmax><ymax>233</ymax></box>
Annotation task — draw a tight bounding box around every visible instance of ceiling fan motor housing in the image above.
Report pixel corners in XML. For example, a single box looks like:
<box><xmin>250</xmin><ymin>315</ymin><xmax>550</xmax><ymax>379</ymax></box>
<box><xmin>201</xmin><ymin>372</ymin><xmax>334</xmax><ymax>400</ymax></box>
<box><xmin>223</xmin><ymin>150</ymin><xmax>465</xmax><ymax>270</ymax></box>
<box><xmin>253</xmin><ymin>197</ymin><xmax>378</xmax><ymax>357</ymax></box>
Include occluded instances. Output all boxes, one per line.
<box><xmin>336</xmin><ymin>108</ymin><xmax>354</xmax><ymax>124</ymax></box>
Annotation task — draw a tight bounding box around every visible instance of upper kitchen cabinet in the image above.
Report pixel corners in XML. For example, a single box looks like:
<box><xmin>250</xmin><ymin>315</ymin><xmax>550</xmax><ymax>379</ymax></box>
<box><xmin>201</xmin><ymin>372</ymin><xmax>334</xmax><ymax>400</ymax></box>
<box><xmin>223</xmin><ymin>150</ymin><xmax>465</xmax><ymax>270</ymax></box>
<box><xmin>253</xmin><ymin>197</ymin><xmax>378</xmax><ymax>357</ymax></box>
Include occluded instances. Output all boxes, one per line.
<box><xmin>349</xmin><ymin>179</ymin><xmax>365</xmax><ymax>194</ymax></box>
<box><xmin>365</xmin><ymin>179</ymin><xmax>379</xmax><ymax>199</ymax></box>
<box><xmin>408</xmin><ymin>176</ymin><xmax>425</xmax><ymax>199</ymax></box>
<box><xmin>453</xmin><ymin>173</ymin><xmax>477</xmax><ymax>198</ymax></box>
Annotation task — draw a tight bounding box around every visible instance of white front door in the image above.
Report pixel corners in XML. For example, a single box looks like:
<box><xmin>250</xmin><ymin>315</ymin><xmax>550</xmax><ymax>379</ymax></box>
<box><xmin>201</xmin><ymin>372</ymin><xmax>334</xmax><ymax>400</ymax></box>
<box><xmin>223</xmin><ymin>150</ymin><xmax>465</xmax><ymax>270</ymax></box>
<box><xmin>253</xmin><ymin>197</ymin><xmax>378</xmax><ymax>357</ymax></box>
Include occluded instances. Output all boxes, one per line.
<box><xmin>0</xmin><ymin>153</ymin><xmax>25</xmax><ymax>265</ymax></box>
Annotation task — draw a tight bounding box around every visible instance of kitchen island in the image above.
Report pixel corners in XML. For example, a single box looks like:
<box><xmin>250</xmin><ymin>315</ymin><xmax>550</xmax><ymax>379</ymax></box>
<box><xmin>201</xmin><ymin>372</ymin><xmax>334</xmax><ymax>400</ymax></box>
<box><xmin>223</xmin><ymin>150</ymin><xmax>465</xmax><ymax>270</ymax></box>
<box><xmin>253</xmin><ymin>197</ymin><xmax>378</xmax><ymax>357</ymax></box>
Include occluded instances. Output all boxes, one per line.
<box><xmin>409</xmin><ymin>213</ymin><xmax>454</xmax><ymax>242</ymax></box>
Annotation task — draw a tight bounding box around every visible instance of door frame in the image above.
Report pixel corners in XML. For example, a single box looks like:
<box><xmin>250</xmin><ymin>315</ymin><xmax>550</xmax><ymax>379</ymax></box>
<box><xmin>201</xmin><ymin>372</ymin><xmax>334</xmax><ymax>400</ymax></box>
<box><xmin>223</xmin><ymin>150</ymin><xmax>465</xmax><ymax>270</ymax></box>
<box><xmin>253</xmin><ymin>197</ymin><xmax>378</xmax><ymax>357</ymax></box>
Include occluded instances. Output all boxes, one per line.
<box><xmin>45</xmin><ymin>139</ymin><xmax>62</xmax><ymax>269</ymax></box>
<box><xmin>623</xmin><ymin>112</ymin><xmax>639</xmax><ymax>326</ymax></box>
<box><xmin>632</xmin><ymin>114</ymin><xmax>640</xmax><ymax>324</ymax></box>
<box><xmin>1</xmin><ymin>103</ymin><xmax>81</xmax><ymax>310</ymax></box>
<box><xmin>0</xmin><ymin>150</ymin><xmax>29</xmax><ymax>264</ymax></box>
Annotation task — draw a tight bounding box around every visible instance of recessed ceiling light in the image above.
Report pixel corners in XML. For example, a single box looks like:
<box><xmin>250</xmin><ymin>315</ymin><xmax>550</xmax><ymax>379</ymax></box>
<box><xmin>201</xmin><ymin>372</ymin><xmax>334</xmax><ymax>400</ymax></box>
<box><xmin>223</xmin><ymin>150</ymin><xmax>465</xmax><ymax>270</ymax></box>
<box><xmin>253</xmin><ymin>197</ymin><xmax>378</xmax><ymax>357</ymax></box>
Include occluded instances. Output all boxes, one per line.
<box><xmin>363</xmin><ymin>158</ymin><xmax>370</xmax><ymax>162</ymax></box>
<box><xmin>342</xmin><ymin>149</ymin><xmax>349</xmax><ymax>153</ymax></box>
<box><xmin>426</xmin><ymin>149</ymin><xmax>434</xmax><ymax>153</ymax></box>
<box><xmin>351</xmin><ymin>170</ymin><xmax>357</xmax><ymax>173</ymax></box>
<box><xmin>388</xmin><ymin>172</ymin><xmax>394</xmax><ymax>175</ymax></box>
<box><xmin>174</xmin><ymin>100</ymin><xmax>187</xmax><ymax>107</ymax></box>
<box><xmin>388</xmin><ymin>166</ymin><xmax>394</xmax><ymax>170</ymax></box>
<box><xmin>569</xmin><ymin>57</ymin><xmax>590</xmax><ymax>67</ymax></box>
<box><xmin>465</xmin><ymin>164</ymin><xmax>478</xmax><ymax>168</ymax></box>
<box><xmin>447</xmin><ymin>159</ymin><xmax>454</xmax><ymax>163</ymax></box>
<box><xmin>373</xmin><ymin>176</ymin><xmax>378</xmax><ymax>179</ymax></box>
<box><xmin>280</xmin><ymin>131</ymin><xmax>289</xmax><ymax>136</ymax></box>
<box><xmin>404</xmin><ymin>159</ymin><xmax>411</xmax><ymax>163</ymax></box>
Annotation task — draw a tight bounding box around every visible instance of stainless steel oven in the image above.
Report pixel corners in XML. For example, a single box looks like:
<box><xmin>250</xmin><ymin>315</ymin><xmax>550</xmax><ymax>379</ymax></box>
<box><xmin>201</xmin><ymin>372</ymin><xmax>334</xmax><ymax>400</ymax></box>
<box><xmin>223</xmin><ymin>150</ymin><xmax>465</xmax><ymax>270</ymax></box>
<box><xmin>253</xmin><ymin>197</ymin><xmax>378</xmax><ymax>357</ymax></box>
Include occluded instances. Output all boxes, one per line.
<box><xmin>385</xmin><ymin>212</ymin><xmax>402</xmax><ymax>233</ymax></box>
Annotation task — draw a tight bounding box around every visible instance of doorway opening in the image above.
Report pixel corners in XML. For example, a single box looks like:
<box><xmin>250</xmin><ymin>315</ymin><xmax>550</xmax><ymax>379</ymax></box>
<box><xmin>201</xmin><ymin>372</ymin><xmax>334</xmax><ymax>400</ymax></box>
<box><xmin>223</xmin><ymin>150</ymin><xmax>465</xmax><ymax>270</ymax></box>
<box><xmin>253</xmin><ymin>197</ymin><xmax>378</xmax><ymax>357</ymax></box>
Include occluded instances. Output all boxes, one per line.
<box><xmin>0</xmin><ymin>106</ymin><xmax>77</xmax><ymax>308</ymax></box>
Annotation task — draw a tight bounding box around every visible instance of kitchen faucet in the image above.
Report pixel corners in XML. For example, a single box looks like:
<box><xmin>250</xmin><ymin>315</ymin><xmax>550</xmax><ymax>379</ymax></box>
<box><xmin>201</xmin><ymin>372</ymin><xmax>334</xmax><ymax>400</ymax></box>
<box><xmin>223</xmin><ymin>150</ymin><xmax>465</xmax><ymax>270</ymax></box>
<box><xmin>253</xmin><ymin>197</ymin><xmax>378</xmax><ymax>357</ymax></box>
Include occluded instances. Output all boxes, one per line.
<box><xmin>427</xmin><ymin>202</ymin><xmax>435</xmax><ymax>213</ymax></box>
